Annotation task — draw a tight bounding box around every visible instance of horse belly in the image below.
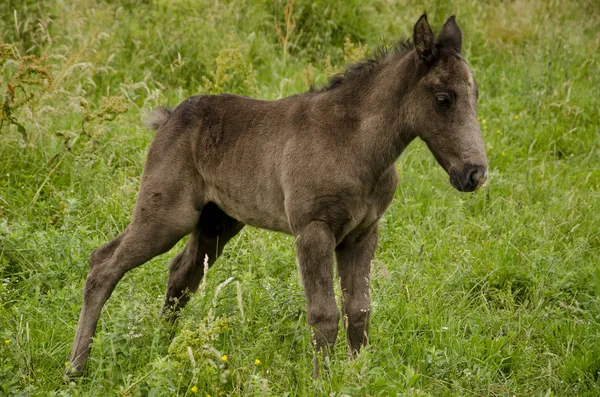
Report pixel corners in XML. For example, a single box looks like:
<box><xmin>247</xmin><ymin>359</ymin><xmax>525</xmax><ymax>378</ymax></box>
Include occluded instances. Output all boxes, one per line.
<box><xmin>206</xmin><ymin>179</ymin><xmax>291</xmax><ymax>234</ymax></box>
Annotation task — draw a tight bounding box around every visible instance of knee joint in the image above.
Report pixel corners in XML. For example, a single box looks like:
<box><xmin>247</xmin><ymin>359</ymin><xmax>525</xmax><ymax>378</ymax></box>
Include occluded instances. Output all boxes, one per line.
<box><xmin>345</xmin><ymin>301</ymin><xmax>370</xmax><ymax>328</ymax></box>
<box><xmin>308</xmin><ymin>305</ymin><xmax>340</xmax><ymax>331</ymax></box>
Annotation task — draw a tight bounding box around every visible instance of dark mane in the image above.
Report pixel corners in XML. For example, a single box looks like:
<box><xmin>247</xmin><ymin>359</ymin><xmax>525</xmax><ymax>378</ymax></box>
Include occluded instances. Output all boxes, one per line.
<box><xmin>312</xmin><ymin>39</ymin><xmax>414</xmax><ymax>92</ymax></box>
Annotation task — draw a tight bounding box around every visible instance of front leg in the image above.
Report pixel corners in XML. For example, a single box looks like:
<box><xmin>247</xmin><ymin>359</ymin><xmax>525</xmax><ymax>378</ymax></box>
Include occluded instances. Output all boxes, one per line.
<box><xmin>336</xmin><ymin>223</ymin><xmax>378</xmax><ymax>354</ymax></box>
<box><xmin>295</xmin><ymin>221</ymin><xmax>339</xmax><ymax>379</ymax></box>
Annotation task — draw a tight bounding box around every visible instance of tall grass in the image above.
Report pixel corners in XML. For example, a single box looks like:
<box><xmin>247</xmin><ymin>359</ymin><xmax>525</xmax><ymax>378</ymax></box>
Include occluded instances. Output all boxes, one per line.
<box><xmin>1</xmin><ymin>0</ymin><xmax>599</xmax><ymax>395</ymax></box>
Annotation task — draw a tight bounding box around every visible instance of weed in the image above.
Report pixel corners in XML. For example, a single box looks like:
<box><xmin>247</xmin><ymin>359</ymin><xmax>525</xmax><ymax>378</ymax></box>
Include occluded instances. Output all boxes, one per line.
<box><xmin>0</xmin><ymin>39</ymin><xmax>52</xmax><ymax>141</ymax></box>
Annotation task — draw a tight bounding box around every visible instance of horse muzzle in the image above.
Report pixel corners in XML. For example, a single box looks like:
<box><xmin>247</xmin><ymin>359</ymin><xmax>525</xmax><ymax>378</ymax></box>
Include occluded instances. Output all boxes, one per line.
<box><xmin>449</xmin><ymin>164</ymin><xmax>488</xmax><ymax>192</ymax></box>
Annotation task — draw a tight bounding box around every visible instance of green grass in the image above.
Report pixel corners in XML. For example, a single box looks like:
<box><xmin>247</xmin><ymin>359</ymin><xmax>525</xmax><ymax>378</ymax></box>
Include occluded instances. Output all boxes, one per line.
<box><xmin>1</xmin><ymin>0</ymin><xmax>599</xmax><ymax>395</ymax></box>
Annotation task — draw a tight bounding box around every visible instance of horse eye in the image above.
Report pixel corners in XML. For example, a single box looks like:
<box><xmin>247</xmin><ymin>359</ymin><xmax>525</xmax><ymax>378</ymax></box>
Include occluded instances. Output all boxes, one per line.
<box><xmin>435</xmin><ymin>93</ymin><xmax>453</xmax><ymax>111</ymax></box>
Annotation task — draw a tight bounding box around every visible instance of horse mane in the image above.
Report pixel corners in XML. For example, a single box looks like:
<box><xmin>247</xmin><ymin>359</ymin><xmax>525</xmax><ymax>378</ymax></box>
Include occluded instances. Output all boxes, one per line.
<box><xmin>312</xmin><ymin>39</ymin><xmax>415</xmax><ymax>93</ymax></box>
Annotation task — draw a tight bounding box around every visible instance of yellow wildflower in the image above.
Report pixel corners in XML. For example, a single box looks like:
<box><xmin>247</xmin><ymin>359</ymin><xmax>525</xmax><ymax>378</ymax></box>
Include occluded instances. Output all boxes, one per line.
<box><xmin>255</xmin><ymin>359</ymin><xmax>261</xmax><ymax>365</ymax></box>
<box><xmin>502</xmin><ymin>152</ymin><xmax>505</xmax><ymax>156</ymax></box>
<box><xmin>483</xmin><ymin>125</ymin><xmax>488</xmax><ymax>130</ymax></box>
<box><xmin>496</xmin><ymin>130</ymin><xmax>500</xmax><ymax>134</ymax></box>
<box><xmin>477</xmin><ymin>117</ymin><xmax>480</xmax><ymax>121</ymax></box>
<box><xmin>4</xmin><ymin>340</ymin><xmax>9</xmax><ymax>345</ymax></box>
<box><xmin>191</xmin><ymin>385</ymin><xmax>198</xmax><ymax>393</ymax></box>
<box><xmin>514</xmin><ymin>115</ymin><xmax>519</xmax><ymax>120</ymax></box>
<box><xmin>221</xmin><ymin>355</ymin><xmax>228</xmax><ymax>362</ymax></box>
<box><xmin>482</xmin><ymin>119</ymin><xmax>486</xmax><ymax>124</ymax></box>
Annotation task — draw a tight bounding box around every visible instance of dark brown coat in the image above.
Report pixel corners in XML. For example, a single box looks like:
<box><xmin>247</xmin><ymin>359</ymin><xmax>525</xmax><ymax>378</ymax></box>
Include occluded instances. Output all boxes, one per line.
<box><xmin>67</xmin><ymin>14</ymin><xmax>488</xmax><ymax>378</ymax></box>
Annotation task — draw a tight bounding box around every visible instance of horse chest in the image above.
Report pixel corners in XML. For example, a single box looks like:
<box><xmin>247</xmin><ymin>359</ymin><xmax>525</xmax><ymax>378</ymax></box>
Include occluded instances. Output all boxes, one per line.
<box><xmin>285</xmin><ymin>169</ymin><xmax>397</xmax><ymax>243</ymax></box>
<box><xmin>346</xmin><ymin>167</ymin><xmax>399</xmax><ymax>237</ymax></box>
<box><xmin>344</xmin><ymin>186</ymin><xmax>396</xmax><ymax>239</ymax></box>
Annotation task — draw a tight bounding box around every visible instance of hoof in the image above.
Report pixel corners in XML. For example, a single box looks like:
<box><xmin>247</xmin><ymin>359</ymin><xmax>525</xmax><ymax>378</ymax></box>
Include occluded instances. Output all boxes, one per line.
<box><xmin>64</xmin><ymin>362</ymin><xmax>84</xmax><ymax>382</ymax></box>
<box><xmin>161</xmin><ymin>305</ymin><xmax>181</xmax><ymax>324</ymax></box>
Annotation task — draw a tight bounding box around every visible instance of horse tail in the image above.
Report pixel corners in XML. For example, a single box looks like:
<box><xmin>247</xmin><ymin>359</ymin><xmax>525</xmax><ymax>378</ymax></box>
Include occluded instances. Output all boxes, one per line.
<box><xmin>143</xmin><ymin>107</ymin><xmax>173</xmax><ymax>130</ymax></box>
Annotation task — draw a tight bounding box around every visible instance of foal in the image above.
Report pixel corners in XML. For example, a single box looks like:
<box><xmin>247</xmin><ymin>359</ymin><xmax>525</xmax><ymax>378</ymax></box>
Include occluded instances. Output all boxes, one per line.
<box><xmin>68</xmin><ymin>14</ymin><xmax>488</xmax><ymax>378</ymax></box>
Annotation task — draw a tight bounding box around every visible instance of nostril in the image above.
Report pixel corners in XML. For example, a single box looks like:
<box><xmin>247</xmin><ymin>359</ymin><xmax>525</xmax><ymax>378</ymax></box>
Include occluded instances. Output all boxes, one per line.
<box><xmin>467</xmin><ymin>167</ymin><xmax>483</xmax><ymax>187</ymax></box>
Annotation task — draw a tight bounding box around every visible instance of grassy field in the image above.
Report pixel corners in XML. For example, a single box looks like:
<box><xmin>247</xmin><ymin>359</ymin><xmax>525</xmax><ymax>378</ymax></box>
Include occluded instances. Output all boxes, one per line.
<box><xmin>1</xmin><ymin>0</ymin><xmax>599</xmax><ymax>395</ymax></box>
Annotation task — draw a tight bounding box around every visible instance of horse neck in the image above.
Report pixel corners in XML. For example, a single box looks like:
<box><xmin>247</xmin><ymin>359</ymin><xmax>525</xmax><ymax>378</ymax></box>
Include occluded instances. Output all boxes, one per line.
<box><xmin>352</xmin><ymin>52</ymin><xmax>419</xmax><ymax>179</ymax></box>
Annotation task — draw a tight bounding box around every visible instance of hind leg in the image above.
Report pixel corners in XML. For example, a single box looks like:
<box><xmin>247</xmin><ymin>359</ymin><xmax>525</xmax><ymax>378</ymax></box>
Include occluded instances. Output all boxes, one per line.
<box><xmin>68</xmin><ymin>168</ymin><xmax>202</xmax><ymax>376</ymax></box>
<box><xmin>163</xmin><ymin>203</ymin><xmax>244</xmax><ymax>320</ymax></box>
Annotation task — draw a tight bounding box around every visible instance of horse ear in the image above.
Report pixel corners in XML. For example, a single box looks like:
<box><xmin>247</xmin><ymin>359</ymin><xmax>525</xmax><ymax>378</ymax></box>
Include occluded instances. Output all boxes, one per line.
<box><xmin>413</xmin><ymin>14</ymin><xmax>436</xmax><ymax>63</ymax></box>
<box><xmin>438</xmin><ymin>15</ymin><xmax>462</xmax><ymax>53</ymax></box>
